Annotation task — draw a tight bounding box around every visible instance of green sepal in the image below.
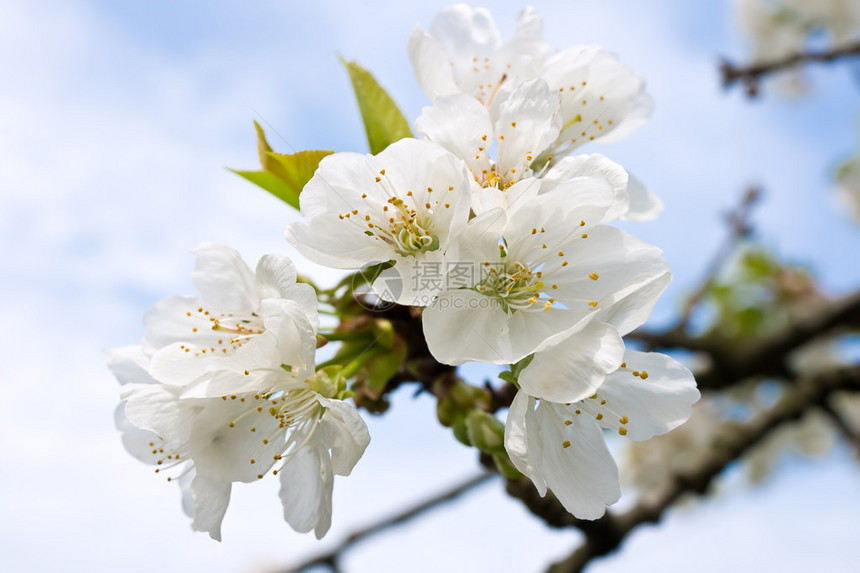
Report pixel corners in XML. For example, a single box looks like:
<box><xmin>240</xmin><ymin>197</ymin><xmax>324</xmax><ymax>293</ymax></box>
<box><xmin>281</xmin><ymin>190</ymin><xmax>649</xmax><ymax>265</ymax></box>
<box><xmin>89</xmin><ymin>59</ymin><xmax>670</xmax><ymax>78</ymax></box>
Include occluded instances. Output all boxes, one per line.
<box><xmin>498</xmin><ymin>370</ymin><xmax>517</xmax><ymax>385</ymax></box>
<box><xmin>492</xmin><ymin>451</ymin><xmax>524</xmax><ymax>480</ymax></box>
<box><xmin>341</xmin><ymin>58</ymin><xmax>413</xmax><ymax>154</ymax></box>
<box><xmin>335</xmin><ymin>389</ymin><xmax>354</xmax><ymax>401</ymax></box>
<box><xmin>307</xmin><ymin>365</ymin><xmax>347</xmax><ymax>399</ymax></box>
<box><xmin>511</xmin><ymin>354</ymin><xmax>534</xmax><ymax>378</ymax></box>
<box><xmin>499</xmin><ymin>354</ymin><xmax>534</xmax><ymax>388</ymax></box>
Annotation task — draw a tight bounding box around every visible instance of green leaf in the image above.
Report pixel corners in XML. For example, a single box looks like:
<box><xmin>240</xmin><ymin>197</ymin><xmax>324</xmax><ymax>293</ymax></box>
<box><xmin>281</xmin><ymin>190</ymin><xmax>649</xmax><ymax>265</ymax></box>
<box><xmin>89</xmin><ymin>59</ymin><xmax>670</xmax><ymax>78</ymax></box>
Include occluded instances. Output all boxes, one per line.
<box><xmin>254</xmin><ymin>120</ymin><xmax>276</xmax><ymax>170</ymax></box>
<box><xmin>341</xmin><ymin>58</ymin><xmax>413</xmax><ymax>154</ymax></box>
<box><xmin>230</xmin><ymin>170</ymin><xmax>295</xmax><ymax>205</ymax></box>
<box><xmin>265</xmin><ymin>150</ymin><xmax>334</xmax><ymax>208</ymax></box>
<box><xmin>231</xmin><ymin>121</ymin><xmax>333</xmax><ymax>210</ymax></box>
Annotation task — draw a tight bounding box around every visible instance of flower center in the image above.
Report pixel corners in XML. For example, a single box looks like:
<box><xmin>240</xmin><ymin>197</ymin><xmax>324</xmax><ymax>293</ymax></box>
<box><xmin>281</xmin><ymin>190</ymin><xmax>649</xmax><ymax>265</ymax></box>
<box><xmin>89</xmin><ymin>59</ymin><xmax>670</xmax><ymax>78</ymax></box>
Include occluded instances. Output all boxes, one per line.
<box><xmin>337</xmin><ymin>169</ymin><xmax>449</xmax><ymax>258</ymax></box>
<box><xmin>218</xmin><ymin>385</ymin><xmax>326</xmax><ymax>479</ymax></box>
<box><xmin>146</xmin><ymin>386</ymin><xmax>327</xmax><ymax>484</ymax></box>
<box><xmin>559</xmin><ymin>378</ymin><xmax>634</xmax><ymax>445</ymax></box>
<box><xmin>476</xmin><ymin>259</ymin><xmax>548</xmax><ymax>313</ymax></box>
<box><xmin>386</xmin><ymin>206</ymin><xmax>440</xmax><ymax>257</ymax></box>
<box><xmin>478</xmin><ymin>167</ymin><xmax>516</xmax><ymax>190</ymax></box>
<box><xmin>180</xmin><ymin>306</ymin><xmax>266</xmax><ymax>356</ymax></box>
<box><xmin>210</xmin><ymin>312</ymin><xmax>265</xmax><ymax>343</ymax></box>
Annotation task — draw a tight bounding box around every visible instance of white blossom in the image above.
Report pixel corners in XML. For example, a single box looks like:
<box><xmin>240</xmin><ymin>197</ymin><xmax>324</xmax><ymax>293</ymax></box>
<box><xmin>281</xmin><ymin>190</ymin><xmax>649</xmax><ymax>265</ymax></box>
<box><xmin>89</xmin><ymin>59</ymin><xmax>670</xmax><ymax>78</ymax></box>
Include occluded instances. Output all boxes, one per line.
<box><xmin>142</xmin><ymin>242</ymin><xmax>318</xmax><ymax>386</ymax></box>
<box><xmin>110</xmin><ymin>246</ymin><xmax>370</xmax><ymax>540</ymax></box>
<box><xmin>410</xmin><ymin>6</ymin><xmax>653</xmax><ymax>159</ymax></box>
<box><xmin>416</xmin><ymin>78</ymin><xmax>561</xmax><ymax>199</ymax></box>
<box><xmin>285</xmin><ymin>139</ymin><xmax>474</xmax><ymax>306</ymax></box>
<box><xmin>537</xmin><ymin>45</ymin><xmax>653</xmax><ymax>160</ymax></box>
<box><xmin>408</xmin><ymin>4</ymin><xmax>548</xmax><ymax>104</ymax></box>
<box><xmin>505</xmin><ymin>351</ymin><xmax>700</xmax><ymax>519</ymax></box>
<box><xmin>422</xmin><ymin>180</ymin><xmax>670</xmax><ymax>365</ymax></box>
<box><xmin>412</xmin><ymin>6</ymin><xmax>658</xmax><ymax>220</ymax></box>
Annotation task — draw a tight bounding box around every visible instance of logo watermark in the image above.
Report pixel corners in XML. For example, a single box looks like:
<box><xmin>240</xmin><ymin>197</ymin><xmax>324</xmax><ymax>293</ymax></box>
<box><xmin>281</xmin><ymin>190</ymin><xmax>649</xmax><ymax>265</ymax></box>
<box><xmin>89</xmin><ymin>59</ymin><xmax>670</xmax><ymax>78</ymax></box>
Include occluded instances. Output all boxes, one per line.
<box><xmin>350</xmin><ymin>261</ymin><xmax>506</xmax><ymax>311</ymax></box>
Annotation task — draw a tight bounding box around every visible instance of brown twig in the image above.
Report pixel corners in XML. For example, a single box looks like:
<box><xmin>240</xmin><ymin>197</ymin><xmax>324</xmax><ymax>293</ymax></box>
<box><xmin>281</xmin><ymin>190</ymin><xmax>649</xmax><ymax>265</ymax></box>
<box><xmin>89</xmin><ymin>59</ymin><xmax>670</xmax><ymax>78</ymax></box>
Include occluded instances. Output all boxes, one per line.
<box><xmin>721</xmin><ymin>40</ymin><xmax>860</xmax><ymax>96</ymax></box>
<box><xmin>629</xmin><ymin>289</ymin><xmax>860</xmax><ymax>389</ymax></box>
<box><xmin>539</xmin><ymin>365</ymin><xmax>860</xmax><ymax>573</ymax></box>
<box><xmin>281</xmin><ymin>472</ymin><xmax>496</xmax><ymax>573</ymax></box>
<box><xmin>676</xmin><ymin>186</ymin><xmax>760</xmax><ymax>331</ymax></box>
<box><xmin>820</xmin><ymin>398</ymin><xmax>860</xmax><ymax>456</ymax></box>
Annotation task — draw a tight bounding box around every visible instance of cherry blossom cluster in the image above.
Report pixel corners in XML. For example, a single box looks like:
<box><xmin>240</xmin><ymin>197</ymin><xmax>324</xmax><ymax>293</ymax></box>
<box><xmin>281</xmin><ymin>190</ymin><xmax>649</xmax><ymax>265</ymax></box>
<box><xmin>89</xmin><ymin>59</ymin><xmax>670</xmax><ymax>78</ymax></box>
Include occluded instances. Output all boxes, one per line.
<box><xmin>110</xmin><ymin>4</ymin><xmax>699</xmax><ymax>540</ymax></box>
<box><xmin>110</xmin><ymin>245</ymin><xmax>369</xmax><ymax>540</ymax></box>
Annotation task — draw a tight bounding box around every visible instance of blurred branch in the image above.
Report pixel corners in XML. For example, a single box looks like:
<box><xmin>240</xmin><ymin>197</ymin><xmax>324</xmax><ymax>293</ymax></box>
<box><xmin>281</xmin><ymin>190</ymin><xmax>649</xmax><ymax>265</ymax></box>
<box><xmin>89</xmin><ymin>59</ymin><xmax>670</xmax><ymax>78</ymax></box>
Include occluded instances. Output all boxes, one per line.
<box><xmin>283</xmin><ymin>472</ymin><xmax>496</xmax><ymax>573</ymax></box>
<box><xmin>677</xmin><ymin>186</ymin><xmax>760</xmax><ymax>330</ymax></box>
<box><xmin>721</xmin><ymin>40</ymin><xmax>860</xmax><ymax>97</ymax></box>
<box><xmin>630</xmin><ymin>289</ymin><xmax>860</xmax><ymax>389</ymax></box>
<box><xmin>820</xmin><ymin>399</ymin><xmax>860</xmax><ymax>456</ymax></box>
<box><xmin>537</xmin><ymin>364</ymin><xmax>860</xmax><ymax>573</ymax></box>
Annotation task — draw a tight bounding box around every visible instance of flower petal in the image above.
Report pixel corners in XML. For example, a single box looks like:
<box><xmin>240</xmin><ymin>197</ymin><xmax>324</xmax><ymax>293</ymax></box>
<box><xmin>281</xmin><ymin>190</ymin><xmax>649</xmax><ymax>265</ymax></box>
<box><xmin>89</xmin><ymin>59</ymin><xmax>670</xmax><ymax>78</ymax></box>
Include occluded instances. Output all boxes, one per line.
<box><xmin>407</xmin><ymin>22</ymin><xmax>464</xmax><ymax>100</ymax></box>
<box><xmin>286</xmin><ymin>140</ymin><xmax>471</xmax><ymax>272</ymax></box>
<box><xmin>278</xmin><ymin>445</ymin><xmax>334</xmax><ymax>539</ymax></box>
<box><xmin>541</xmin><ymin>46</ymin><xmax>650</xmax><ymax>155</ymax></box>
<box><xmin>423</xmin><ymin>289</ymin><xmax>513</xmax><ymax>364</ymax></box>
<box><xmin>141</xmin><ymin>295</ymin><xmax>216</xmax><ymax>353</ymax></box>
<box><xmin>114</xmin><ymin>402</ymin><xmax>162</xmax><ymax>463</ymax></box>
<box><xmin>425</xmin><ymin>5</ymin><xmax>501</xmax><ymax>97</ymax></box>
<box><xmin>189</xmin><ymin>472</ymin><xmax>232</xmax><ymax>541</ymax></box>
<box><xmin>518</xmin><ymin>322</ymin><xmax>624</xmax><ymax>403</ymax></box>
<box><xmin>597</xmin><ymin>351</ymin><xmax>700</xmax><ymax>441</ymax></box>
<box><xmin>494</xmin><ymin>79</ymin><xmax>561</xmax><ymax>178</ymax></box>
<box><xmin>317</xmin><ymin>397</ymin><xmax>371</xmax><ymax>476</ymax></box>
<box><xmin>504</xmin><ymin>391</ymin><xmax>542</xmax><ymax>493</ymax></box>
<box><xmin>506</xmin><ymin>396</ymin><xmax>620</xmax><ymax>519</ymax></box>
<box><xmin>255</xmin><ymin>254</ymin><xmax>319</xmax><ymax>328</ymax></box>
<box><xmin>190</xmin><ymin>243</ymin><xmax>258</xmax><ymax>313</ymax></box>
<box><xmin>106</xmin><ymin>346</ymin><xmax>158</xmax><ymax>385</ymax></box>
<box><xmin>122</xmin><ymin>381</ymin><xmax>190</xmax><ymax>440</ymax></box>
<box><xmin>624</xmin><ymin>173</ymin><xmax>663</xmax><ymax>221</ymax></box>
<box><xmin>285</xmin><ymin>152</ymin><xmax>399</xmax><ymax>269</ymax></box>
<box><xmin>592</xmin><ymin>269</ymin><xmax>671</xmax><ymax>336</ymax></box>
<box><xmin>505</xmin><ymin>395</ymin><xmax>620</xmax><ymax>519</ymax></box>
<box><xmin>547</xmin><ymin>225</ymin><xmax>670</xmax><ymax>335</ymax></box>
<box><xmin>416</xmin><ymin>92</ymin><xmax>493</xmax><ymax>178</ymax></box>
<box><xmin>540</xmin><ymin>153</ymin><xmax>630</xmax><ymax>222</ymax></box>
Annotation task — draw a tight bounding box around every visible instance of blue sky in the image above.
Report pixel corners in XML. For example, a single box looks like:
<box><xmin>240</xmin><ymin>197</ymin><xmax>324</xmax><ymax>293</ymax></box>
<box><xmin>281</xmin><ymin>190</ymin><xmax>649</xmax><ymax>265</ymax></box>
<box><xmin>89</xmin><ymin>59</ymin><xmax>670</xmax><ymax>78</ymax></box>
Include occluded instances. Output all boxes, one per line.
<box><xmin>1</xmin><ymin>1</ymin><xmax>859</xmax><ymax>571</ymax></box>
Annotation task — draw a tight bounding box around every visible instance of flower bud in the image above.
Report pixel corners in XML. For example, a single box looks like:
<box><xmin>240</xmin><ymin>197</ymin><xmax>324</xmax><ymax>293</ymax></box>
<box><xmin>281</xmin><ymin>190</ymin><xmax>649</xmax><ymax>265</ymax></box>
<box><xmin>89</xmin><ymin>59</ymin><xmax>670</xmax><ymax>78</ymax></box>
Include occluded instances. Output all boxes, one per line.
<box><xmin>465</xmin><ymin>410</ymin><xmax>505</xmax><ymax>454</ymax></box>
<box><xmin>452</xmin><ymin>417</ymin><xmax>471</xmax><ymax>447</ymax></box>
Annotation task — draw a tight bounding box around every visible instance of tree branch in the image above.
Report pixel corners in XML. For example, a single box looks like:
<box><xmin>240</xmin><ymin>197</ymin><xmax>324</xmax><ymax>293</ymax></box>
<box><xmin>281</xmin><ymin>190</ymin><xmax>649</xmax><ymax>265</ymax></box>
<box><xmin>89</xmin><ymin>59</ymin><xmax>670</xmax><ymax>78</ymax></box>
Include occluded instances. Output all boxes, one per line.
<box><xmin>543</xmin><ymin>364</ymin><xmax>860</xmax><ymax>573</ymax></box>
<box><xmin>282</xmin><ymin>472</ymin><xmax>496</xmax><ymax>573</ymax></box>
<box><xmin>629</xmin><ymin>289</ymin><xmax>860</xmax><ymax>389</ymax></box>
<box><xmin>676</xmin><ymin>186</ymin><xmax>760</xmax><ymax>331</ymax></box>
<box><xmin>721</xmin><ymin>40</ymin><xmax>860</xmax><ymax>96</ymax></box>
<box><xmin>820</xmin><ymin>398</ymin><xmax>860</xmax><ymax>457</ymax></box>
